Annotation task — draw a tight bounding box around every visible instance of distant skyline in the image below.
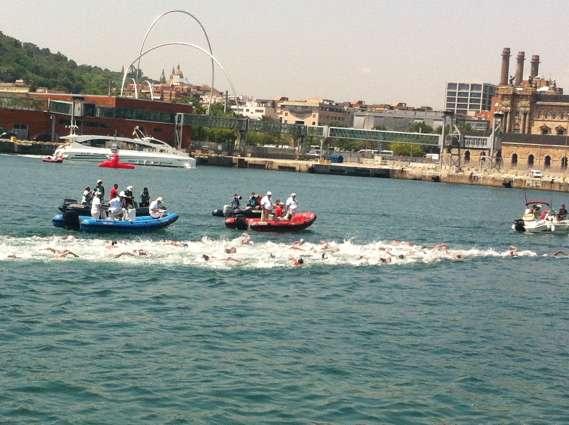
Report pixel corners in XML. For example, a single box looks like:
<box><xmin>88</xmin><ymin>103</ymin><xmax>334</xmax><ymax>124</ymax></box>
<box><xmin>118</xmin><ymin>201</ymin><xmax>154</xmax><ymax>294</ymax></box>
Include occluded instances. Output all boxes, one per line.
<box><xmin>3</xmin><ymin>0</ymin><xmax>569</xmax><ymax>107</ymax></box>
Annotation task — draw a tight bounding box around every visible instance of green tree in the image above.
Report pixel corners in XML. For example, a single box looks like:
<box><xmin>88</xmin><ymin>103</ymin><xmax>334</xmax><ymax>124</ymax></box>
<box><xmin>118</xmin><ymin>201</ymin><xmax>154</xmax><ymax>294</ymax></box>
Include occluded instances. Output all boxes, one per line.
<box><xmin>389</xmin><ymin>142</ymin><xmax>424</xmax><ymax>157</ymax></box>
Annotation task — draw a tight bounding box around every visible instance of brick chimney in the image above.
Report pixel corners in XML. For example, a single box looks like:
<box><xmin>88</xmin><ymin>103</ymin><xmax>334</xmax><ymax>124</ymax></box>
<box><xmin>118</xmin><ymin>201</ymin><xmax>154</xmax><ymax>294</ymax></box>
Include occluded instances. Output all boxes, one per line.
<box><xmin>514</xmin><ymin>51</ymin><xmax>525</xmax><ymax>86</ymax></box>
<box><xmin>500</xmin><ymin>48</ymin><xmax>510</xmax><ymax>86</ymax></box>
<box><xmin>530</xmin><ymin>55</ymin><xmax>540</xmax><ymax>78</ymax></box>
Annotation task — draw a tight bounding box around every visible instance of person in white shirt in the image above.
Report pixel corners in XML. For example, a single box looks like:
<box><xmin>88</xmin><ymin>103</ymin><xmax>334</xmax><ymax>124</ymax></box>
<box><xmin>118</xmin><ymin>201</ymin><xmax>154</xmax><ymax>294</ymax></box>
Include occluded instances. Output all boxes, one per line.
<box><xmin>149</xmin><ymin>197</ymin><xmax>166</xmax><ymax>218</ymax></box>
<box><xmin>260</xmin><ymin>191</ymin><xmax>273</xmax><ymax>220</ymax></box>
<box><xmin>90</xmin><ymin>191</ymin><xmax>104</xmax><ymax>219</ymax></box>
<box><xmin>81</xmin><ymin>186</ymin><xmax>93</xmax><ymax>206</ymax></box>
<box><xmin>285</xmin><ymin>192</ymin><xmax>298</xmax><ymax>219</ymax></box>
<box><xmin>108</xmin><ymin>194</ymin><xmax>124</xmax><ymax>220</ymax></box>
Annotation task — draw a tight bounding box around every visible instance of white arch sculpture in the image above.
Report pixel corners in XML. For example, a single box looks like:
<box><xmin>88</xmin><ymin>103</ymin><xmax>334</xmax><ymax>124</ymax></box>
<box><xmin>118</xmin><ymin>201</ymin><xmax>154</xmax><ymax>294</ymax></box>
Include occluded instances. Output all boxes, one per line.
<box><xmin>120</xmin><ymin>42</ymin><xmax>238</xmax><ymax>103</ymax></box>
<box><xmin>136</xmin><ymin>10</ymin><xmax>215</xmax><ymax>113</ymax></box>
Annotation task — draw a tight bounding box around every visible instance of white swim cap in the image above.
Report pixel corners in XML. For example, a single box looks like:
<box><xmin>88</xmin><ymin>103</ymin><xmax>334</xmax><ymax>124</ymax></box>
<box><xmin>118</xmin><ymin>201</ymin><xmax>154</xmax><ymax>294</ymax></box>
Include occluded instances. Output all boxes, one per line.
<box><xmin>267</xmin><ymin>191</ymin><xmax>272</xmax><ymax>196</ymax></box>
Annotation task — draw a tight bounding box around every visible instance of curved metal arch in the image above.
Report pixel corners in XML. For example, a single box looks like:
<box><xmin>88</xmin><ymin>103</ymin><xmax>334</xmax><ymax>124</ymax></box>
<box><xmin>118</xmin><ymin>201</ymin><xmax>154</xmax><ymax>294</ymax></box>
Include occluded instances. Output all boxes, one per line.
<box><xmin>121</xmin><ymin>42</ymin><xmax>238</xmax><ymax>103</ymax></box>
<box><xmin>145</xmin><ymin>80</ymin><xmax>154</xmax><ymax>100</ymax></box>
<box><xmin>137</xmin><ymin>10</ymin><xmax>215</xmax><ymax>113</ymax></box>
<box><xmin>130</xmin><ymin>78</ymin><xmax>138</xmax><ymax>98</ymax></box>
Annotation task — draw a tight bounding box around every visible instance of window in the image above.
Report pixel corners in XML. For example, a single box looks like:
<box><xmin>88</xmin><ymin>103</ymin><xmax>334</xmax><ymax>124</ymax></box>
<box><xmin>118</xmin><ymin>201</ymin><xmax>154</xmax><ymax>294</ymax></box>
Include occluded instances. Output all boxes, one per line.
<box><xmin>541</xmin><ymin>125</ymin><xmax>550</xmax><ymax>135</ymax></box>
<box><xmin>544</xmin><ymin>155</ymin><xmax>551</xmax><ymax>168</ymax></box>
<box><xmin>528</xmin><ymin>154</ymin><xmax>535</xmax><ymax>167</ymax></box>
<box><xmin>556</xmin><ymin>127</ymin><xmax>566</xmax><ymax>135</ymax></box>
<box><xmin>464</xmin><ymin>150</ymin><xmax>470</xmax><ymax>163</ymax></box>
<box><xmin>511</xmin><ymin>153</ymin><xmax>518</xmax><ymax>166</ymax></box>
<box><xmin>562</xmin><ymin>157</ymin><xmax>568</xmax><ymax>169</ymax></box>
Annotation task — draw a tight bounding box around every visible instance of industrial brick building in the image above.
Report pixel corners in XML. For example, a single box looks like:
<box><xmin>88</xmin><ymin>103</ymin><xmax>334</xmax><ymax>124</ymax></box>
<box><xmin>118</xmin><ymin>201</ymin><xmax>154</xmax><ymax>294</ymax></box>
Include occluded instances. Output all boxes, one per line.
<box><xmin>0</xmin><ymin>92</ymin><xmax>194</xmax><ymax>148</ymax></box>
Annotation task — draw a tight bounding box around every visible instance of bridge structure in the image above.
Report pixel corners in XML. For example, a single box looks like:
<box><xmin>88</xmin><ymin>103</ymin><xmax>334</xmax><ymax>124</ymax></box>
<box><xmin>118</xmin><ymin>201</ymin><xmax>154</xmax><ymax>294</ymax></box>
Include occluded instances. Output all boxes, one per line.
<box><xmin>174</xmin><ymin>113</ymin><xmax>446</xmax><ymax>153</ymax></box>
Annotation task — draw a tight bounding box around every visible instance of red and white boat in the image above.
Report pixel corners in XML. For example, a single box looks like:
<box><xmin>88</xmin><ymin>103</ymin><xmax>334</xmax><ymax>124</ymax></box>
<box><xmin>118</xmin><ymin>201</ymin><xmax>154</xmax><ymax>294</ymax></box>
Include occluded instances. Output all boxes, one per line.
<box><xmin>225</xmin><ymin>212</ymin><xmax>317</xmax><ymax>232</ymax></box>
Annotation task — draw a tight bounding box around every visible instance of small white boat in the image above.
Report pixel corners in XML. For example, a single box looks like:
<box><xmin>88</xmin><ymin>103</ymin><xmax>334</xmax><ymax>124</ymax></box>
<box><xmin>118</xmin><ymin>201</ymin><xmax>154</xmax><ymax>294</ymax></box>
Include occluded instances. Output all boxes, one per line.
<box><xmin>52</xmin><ymin>128</ymin><xmax>196</xmax><ymax>169</ymax></box>
<box><xmin>512</xmin><ymin>201</ymin><xmax>569</xmax><ymax>233</ymax></box>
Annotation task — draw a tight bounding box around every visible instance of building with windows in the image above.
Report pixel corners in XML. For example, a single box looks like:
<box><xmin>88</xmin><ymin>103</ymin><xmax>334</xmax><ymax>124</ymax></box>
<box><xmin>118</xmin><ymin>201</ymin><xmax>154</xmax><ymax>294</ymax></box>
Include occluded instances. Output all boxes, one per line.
<box><xmin>353</xmin><ymin>109</ymin><xmax>444</xmax><ymax>131</ymax></box>
<box><xmin>489</xmin><ymin>47</ymin><xmax>569</xmax><ymax>172</ymax></box>
<box><xmin>444</xmin><ymin>82</ymin><xmax>496</xmax><ymax>116</ymax></box>
<box><xmin>231</xmin><ymin>99</ymin><xmax>277</xmax><ymax>120</ymax></box>
<box><xmin>277</xmin><ymin>98</ymin><xmax>352</xmax><ymax>127</ymax></box>
<box><xmin>0</xmin><ymin>92</ymin><xmax>194</xmax><ymax>148</ymax></box>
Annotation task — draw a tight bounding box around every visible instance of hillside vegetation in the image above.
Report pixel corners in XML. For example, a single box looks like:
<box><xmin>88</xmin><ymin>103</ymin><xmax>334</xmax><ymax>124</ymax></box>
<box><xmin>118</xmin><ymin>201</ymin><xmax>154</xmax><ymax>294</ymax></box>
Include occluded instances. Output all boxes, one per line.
<box><xmin>0</xmin><ymin>31</ymin><xmax>123</xmax><ymax>94</ymax></box>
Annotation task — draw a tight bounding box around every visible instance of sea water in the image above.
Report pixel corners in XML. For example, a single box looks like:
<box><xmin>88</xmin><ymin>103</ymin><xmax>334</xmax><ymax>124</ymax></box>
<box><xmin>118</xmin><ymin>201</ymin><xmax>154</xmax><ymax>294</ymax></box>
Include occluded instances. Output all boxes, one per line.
<box><xmin>1</xmin><ymin>155</ymin><xmax>568</xmax><ymax>424</ymax></box>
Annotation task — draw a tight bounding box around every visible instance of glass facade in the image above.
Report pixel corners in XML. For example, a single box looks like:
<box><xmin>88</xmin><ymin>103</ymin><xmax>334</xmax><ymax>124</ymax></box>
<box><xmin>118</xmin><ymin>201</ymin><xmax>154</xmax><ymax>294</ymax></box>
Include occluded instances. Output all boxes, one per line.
<box><xmin>444</xmin><ymin>82</ymin><xmax>496</xmax><ymax>115</ymax></box>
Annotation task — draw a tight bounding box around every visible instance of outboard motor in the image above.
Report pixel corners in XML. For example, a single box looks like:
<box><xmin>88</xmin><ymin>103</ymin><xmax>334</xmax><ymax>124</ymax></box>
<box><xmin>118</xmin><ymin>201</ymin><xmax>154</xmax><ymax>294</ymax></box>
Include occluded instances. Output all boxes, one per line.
<box><xmin>62</xmin><ymin>210</ymin><xmax>80</xmax><ymax>230</ymax></box>
<box><xmin>235</xmin><ymin>217</ymin><xmax>249</xmax><ymax>230</ymax></box>
<box><xmin>222</xmin><ymin>204</ymin><xmax>231</xmax><ymax>216</ymax></box>
<box><xmin>212</xmin><ymin>208</ymin><xmax>225</xmax><ymax>217</ymax></box>
<box><xmin>512</xmin><ymin>219</ymin><xmax>525</xmax><ymax>232</ymax></box>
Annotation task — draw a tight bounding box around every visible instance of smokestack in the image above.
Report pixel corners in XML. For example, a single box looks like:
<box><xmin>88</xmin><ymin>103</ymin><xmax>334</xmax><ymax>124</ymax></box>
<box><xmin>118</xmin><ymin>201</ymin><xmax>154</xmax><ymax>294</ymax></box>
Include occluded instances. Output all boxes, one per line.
<box><xmin>500</xmin><ymin>48</ymin><xmax>511</xmax><ymax>86</ymax></box>
<box><xmin>530</xmin><ymin>55</ymin><xmax>540</xmax><ymax>78</ymax></box>
<box><xmin>514</xmin><ymin>51</ymin><xmax>525</xmax><ymax>86</ymax></box>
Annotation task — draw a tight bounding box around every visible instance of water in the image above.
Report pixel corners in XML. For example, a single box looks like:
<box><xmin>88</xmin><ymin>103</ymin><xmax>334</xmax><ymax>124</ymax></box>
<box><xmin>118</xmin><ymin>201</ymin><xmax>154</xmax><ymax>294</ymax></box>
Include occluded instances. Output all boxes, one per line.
<box><xmin>1</xmin><ymin>155</ymin><xmax>568</xmax><ymax>424</ymax></box>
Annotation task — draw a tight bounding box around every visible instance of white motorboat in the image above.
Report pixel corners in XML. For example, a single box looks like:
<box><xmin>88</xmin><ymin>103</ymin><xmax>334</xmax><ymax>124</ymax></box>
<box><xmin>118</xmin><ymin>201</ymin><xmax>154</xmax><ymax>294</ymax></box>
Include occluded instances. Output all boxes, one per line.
<box><xmin>512</xmin><ymin>201</ymin><xmax>569</xmax><ymax>233</ymax></box>
<box><xmin>53</xmin><ymin>128</ymin><xmax>196</xmax><ymax>169</ymax></box>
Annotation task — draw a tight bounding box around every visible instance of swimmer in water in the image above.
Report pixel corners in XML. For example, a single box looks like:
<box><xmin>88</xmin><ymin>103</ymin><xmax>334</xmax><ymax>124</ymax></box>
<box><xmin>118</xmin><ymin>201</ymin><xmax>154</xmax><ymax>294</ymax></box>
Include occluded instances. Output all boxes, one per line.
<box><xmin>225</xmin><ymin>247</ymin><xmax>237</xmax><ymax>254</ymax></box>
<box><xmin>202</xmin><ymin>254</ymin><xmax>211</xmax><ymax>261</ymax></box>
<box><xmin>550</xmin><ymin>250</ymin><xmax>569</xmax><ymax>257</ymax></box>
<box><xmin>291</xmin><ymin>239</ymin><xmax>305</xmax><ymax>250</ymax></box>
<box><xmin>240</xmin><ymin>233</ymin><xmax>253</xmax><ymax>245</ymax></box>
<box><xmin>290</xmin><ymin>257</ymin><xmax>304</xmax><ymax>267</ymax></box>
<box><xmin>508</xmin><ymin>245</ymin><xmax>518</xmax><ymax>257</ymax></box>
<box><xmin>106</xmin><ymin>240</ymin><xmax>119</xmax><ymax>249</ymax></box>
<box><xmin>114</xmin><ymin>249</ymin><xmax>149</xmax><ymax>258</ymax></box>
<box><xmin>46</xmin><ymin>248</ymin><xmax>79</xmax><ymax>258</ymax></box>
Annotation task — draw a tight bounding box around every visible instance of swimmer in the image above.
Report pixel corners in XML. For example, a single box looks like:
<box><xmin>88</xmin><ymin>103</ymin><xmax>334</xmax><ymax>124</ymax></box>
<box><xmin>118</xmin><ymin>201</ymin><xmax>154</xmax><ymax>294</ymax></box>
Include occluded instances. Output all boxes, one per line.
<box><xmin>114</xmin><ymin>249</ymin><xmax>149</xmax><ymax>258</ymax></box>
<box><xmin>202</xmin><ymin>254</ymin><xmax>211</xmax><ymax>261</ymax></box>
<box><xmin>225</xmin><ymin>247</ymin><xmax>237</xmax><ymax>254</ymax></box>
<box><xmin>165</xmin><ymin>240</ymin><xmax>188</xmax><ymax>247</ymax></box>
<box><xmin>7</xmin><ymin>254</ymin><xmax>19</xmax><ymax>259</ymax></box>
<box><xmin>550</xmin><ymin>250</ymin><xmax>569</xmax><ymax>257</ymax></box>
<box><xmin>46</xmin><ymin>248</ymin><xmax>79</xmax><ymax>258</ymax></box>
<box><xmin>290</xmin><ymin>257</ymin><xmax>304</xmax><ymax>267</ymax></box>
<box><xmin>291</xmin><ymin>239</ymin><xmax>305</xmax><ymax>250</ymax></box>
<box><xmin>432</xmin><ymin>243</ymin><xmax>449</xmax><ymax>251</ymax></box>
<box><xmin>321</xmin><ymin>252</ymin><xmax>327</xmax><ymax>260</ymax></box>
<box><xmin>380</xmin><ymin>257</ymin><xmax>391</xmax><ymax>264</ymax></box>
<box><xmin>508</xmin><ymin>245</ymin><xmax>518</xmax><ymax>257</ymax></box>
<box><xmin>240</xmin><ymin>233</ymin><xmax>253</xmax><ymax>245</ymax></box>
<box><xmin>106</xmin><ymin>240</ymin><xmax>119</xmax><ymax>249</ymax></box>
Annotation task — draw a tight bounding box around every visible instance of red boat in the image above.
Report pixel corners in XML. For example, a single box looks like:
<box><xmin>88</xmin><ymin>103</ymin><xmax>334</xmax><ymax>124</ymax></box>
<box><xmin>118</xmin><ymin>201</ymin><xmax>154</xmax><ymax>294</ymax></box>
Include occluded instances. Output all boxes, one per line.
<box><xmin>225</xmin><ymin>211</ymin><xmax>317</xmax><ymax>232</ymax></box>
<box><xmin>98</xmin><ymin>153</ymin><xmax>136</xmax><ymax>169</ymax></box>
<box><xmin>42</xmin><ymin>155</ymin><xmax>64</xmax><ymax>163</ymax></box>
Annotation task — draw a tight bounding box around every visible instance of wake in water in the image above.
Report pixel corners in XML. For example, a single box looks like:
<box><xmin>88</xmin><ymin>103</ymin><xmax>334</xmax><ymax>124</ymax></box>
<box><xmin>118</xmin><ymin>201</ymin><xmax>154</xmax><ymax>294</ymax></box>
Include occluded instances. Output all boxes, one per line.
<box><xmin>0</xmin><ymin>234</ymin><xmax>542</xmax><ymax>269</ymax></box>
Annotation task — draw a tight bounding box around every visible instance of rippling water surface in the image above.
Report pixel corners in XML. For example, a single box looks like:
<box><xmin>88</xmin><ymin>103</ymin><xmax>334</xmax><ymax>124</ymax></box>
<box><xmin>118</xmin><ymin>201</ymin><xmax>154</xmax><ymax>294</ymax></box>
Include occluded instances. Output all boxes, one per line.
<box><xmin>1</xmin><ymin>155</ymin><xmax>568</xmax><ymax>424</ymax></box>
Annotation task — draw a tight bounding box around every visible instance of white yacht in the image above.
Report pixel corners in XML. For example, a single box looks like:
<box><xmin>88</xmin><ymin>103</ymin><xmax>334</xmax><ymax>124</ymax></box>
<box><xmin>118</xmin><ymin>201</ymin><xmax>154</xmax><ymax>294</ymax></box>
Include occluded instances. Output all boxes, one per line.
<box><xmin>53</xmin><ymin>129</ymin><xmax>196</xmax><ymax>169</ymax></box>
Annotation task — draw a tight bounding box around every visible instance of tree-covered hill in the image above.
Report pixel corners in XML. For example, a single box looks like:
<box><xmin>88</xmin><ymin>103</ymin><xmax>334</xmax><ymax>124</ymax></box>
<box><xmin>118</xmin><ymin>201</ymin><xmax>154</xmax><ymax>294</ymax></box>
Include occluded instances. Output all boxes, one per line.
<box><xmin>0</xmin><ymin>31</ymin><xmax>123</xmax><ymax>94</ymax></box>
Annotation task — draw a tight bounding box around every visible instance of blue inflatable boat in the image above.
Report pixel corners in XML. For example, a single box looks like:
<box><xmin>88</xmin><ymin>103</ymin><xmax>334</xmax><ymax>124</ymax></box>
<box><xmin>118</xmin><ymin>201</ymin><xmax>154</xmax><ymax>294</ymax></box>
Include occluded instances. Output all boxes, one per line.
<box><xmin>52</xmin><ymin>212</ymin><xmax>179</xmax><ymax>232</ymax></box>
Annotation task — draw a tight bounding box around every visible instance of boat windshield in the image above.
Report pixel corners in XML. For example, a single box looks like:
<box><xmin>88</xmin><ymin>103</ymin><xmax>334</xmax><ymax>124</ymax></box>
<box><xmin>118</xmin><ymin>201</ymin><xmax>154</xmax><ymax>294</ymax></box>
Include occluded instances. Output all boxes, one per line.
<box><xmin>74</xmin><ymin>137</ymin><xmax>164</xmax><ymax>152</ymax></box>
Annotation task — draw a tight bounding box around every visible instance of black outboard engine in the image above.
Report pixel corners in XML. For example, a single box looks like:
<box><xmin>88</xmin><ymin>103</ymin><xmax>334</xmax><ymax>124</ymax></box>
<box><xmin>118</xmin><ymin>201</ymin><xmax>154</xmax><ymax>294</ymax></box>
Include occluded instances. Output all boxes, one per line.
<box><xmin>513</xmin><ymin>219</ymin><xmax>525</xmax><ymax>232</ymax></box>
<box><xmin>235</xmin><ymin>217</ymin><xmax>249</xmax><ymax>230</ymax></box>
<box><xmin>62</xmin><ymin>210</ymin><xmax>80</xmax><ymax>230</ymax></box>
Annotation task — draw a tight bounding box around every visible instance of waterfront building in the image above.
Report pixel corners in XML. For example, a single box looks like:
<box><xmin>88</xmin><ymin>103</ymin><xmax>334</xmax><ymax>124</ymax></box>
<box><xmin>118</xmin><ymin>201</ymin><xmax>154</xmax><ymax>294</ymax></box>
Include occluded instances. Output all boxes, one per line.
<box><xmin>0</xmin><ymin>79</ymin><xmax>30</xmax><ymax>94</ymax></box>
<box><xmin>444</xmin><ymin>82</ymin><xmax>496</xmax><ymax>116</ymax></box>
<box><xmin>491</xmin><ymin>47</ymin><xmax>569</xmax><ymax>171</ymax></box>
<box><xmin>353</xmin><ymin>108</ymin><xmax>444</xmax><ymax>131</ymax></box>
<box><xmin>0</xmin><ymin>92</ymin><xmax>194</xmax><ymax>148</ymax></box>
<box><xmin>277</xmin><ymin>98</ymin><xmax>353</xmax><ymax>127</ymax></box>
<box><xmin>231</xmin><ymin>99</ymin><xmax>278</xmax><ymax>120</ymax></box>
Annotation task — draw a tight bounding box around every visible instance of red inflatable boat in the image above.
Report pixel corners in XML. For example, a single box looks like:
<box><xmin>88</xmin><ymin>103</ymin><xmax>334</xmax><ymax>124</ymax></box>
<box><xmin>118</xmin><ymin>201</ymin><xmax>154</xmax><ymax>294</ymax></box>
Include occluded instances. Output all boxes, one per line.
<box><xmin>225</xmin><ymin>211</ymin><xmax>317</xmax><ymax>232</ymax></box>
<box><xmin>98</xmin><ymin>153</ymin><xmax>136</xmax><ymax>169</ymax></box>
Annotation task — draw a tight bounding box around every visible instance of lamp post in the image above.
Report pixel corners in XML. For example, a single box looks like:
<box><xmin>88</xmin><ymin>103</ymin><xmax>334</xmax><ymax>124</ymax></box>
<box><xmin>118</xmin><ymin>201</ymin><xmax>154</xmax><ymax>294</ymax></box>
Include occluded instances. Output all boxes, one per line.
<box><xmin>439</xmin><ymin>110</ymin><xmax>453</xmax><ymax>168</ymax></box>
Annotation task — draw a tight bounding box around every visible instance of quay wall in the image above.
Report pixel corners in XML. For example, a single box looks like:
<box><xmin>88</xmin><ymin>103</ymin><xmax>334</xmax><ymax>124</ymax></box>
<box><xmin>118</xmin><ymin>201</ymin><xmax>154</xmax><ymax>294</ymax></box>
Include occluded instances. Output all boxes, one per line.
<box><xmin>197</xmin><ymin>155</ymin><xmax>569</xmax><ymax>193</ymax></box>
<box><xmin>0</xmin><ymin>139</ymin><xmax>59</xmax><ymax>155</ymax></box>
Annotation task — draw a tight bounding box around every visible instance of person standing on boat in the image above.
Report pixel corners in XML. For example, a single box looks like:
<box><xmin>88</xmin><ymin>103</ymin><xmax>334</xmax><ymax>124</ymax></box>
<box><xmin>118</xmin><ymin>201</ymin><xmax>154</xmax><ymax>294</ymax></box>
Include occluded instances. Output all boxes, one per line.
<box><xmin>94</xmin><ymin>179</ymin><xmax>105</xmax><ymax>201</ymax></box>
<box><xmin>140</xmin><ymin>187</ymin><xmax>150</xmax><ymax>207</ymax></box>
<box><xmin>247</xmin><ymin>192</ymin><xmax>258</xmax><ymax>208</ymax></box>
<box><xmin>108</xmin><ymin>194</ymin><xmax>124</xmax><ymax>220</ymax></box>
<box><xmin>230</xmin><ymin>193</ymin><xmax>242</xmax><ymax>210</ymax></box>
<box><xmin>260</xmin><ymin>191</ymin><xmax>273</xmax><ymax>220</ymax></box>
<box><xmin>110</xmin><ymin>184</ymin><xmax>119</xmax><ymax>200</ymax></box>
<box><xmin>558</xmin><ymin>204</ymin><xmax>568</xmax><ymax>220</ymax></box>
<box><xmin>91</xmin><ymin>191</ymin><xmax>104</xmax><ymax>219</ymax></box>
<box><xmin>285</xmin><ymin>193</ymin><xmax>298</xmax><ymax>219</ymax></box>
<box><xmin>81</xmin><ymin>186</ymin><xmax>93</xmax><ymax>206</ymax></box>
<box><xmin>124</xmin><ymin>186</ymin><xmax>135</xmax><ymax>209</ymax></box>
<box><xmin>149</xmin><ymin>197</ymin><xmax>166</xmax><ymax>219</ymax></box>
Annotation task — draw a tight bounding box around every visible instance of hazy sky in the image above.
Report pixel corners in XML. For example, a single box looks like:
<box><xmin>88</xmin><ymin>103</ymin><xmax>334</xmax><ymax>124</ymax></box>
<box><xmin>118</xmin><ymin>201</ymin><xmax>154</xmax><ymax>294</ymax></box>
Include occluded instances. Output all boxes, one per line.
<box><xmin>3</xmin><ymin>0</ymin><xmax>569</xmax><ymax>107</ymax></box>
